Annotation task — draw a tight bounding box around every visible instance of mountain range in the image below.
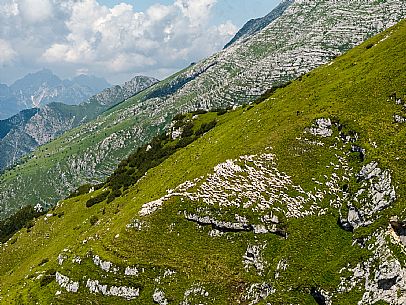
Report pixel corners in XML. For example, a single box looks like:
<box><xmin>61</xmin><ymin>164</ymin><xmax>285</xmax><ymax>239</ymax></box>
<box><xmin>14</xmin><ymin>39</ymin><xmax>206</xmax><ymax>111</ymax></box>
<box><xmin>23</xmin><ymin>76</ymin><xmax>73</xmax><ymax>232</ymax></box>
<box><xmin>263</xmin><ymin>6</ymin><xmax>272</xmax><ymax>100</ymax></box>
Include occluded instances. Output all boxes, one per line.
<box><xmin>0</xmin><ymin>14</ymin><xmax>404</xmax><ymax>304</ymax></box>
<box><xmin>0</xmin><ymin>75</ymin><xmax>158</xmax><ymax>171</ymax></box>
<box><xmin>0</xmin><ymin>0</ymin><xmax>404</xmax><ymax>222</ymax></box>
<box><xmin>0</xmin><ymin>69</ymin><xmax>111</xmax><ymax>120</ymax></box>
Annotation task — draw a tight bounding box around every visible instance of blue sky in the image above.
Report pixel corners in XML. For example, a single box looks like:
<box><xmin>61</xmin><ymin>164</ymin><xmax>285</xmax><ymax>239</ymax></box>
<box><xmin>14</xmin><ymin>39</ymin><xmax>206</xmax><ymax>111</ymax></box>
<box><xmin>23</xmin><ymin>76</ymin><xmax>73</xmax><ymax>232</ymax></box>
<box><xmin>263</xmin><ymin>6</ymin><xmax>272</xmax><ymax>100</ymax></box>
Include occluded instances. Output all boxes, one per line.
<box><xmin>99</xmin><ymin>0</ymin><xmax>280</xmax><ymax>28</ymax></box>
<box><xmin>0</xmin><ymin>0</ymin><xmax>280</xmax><ymax>84</ymax></box>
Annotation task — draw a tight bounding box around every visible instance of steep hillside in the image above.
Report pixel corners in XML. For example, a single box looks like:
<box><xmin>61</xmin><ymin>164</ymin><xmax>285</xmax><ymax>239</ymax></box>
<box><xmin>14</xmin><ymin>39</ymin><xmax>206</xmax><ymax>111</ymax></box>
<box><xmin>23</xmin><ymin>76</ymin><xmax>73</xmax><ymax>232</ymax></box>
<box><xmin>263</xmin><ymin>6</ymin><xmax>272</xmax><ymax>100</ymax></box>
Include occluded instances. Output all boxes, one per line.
<box><xmin>224</xmin><ymin>0</ymin><xmax>294</xmax><ymax>48</ymax></box>
<box><xmin>0</xmin><ymin>109</ymin><xmax>39</xmax><ymax>140</ymax></box>
<box><xmin>0</xmin><ymin>0</ymin><xmax>404</xmax><ymax>220</ymax></box>
<box><xmin>0</xmin><ymin>19</ymin><xmax>404</xmax><ymax>304</ymax></box>
<box><xmin>0</xmin><ymin>76</ymin><xmax>158</xmax><ymax>171</ymax></box>
<box><xmin>0</xmin><ymin>69</ymin><xmax>111</xmax><ymax>120</ymax></box>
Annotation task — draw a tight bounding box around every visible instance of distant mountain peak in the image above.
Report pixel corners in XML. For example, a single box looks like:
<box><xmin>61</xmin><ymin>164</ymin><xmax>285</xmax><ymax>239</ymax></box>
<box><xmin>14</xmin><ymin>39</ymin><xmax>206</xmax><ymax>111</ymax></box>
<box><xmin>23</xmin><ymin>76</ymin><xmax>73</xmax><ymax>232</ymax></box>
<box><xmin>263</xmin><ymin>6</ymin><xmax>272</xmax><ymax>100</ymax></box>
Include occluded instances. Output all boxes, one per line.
<box><xmin>0</xmin><ymin>74</ymin><xmax>158</xmax><ymax>172</ymax></box>
<box><xmin>11</xmin><ymin>69</ymin><xmax>61</xmax><ymax>91</ymax></box>
<box><xmin>71</xmin><ymin>74</ymin><xmax>111</xmax><ymax>92</ymax></box>
<box><xmin>0</xmin><ymin>70</ymin><xmax>112</xmax><ymax>119</ymax></box>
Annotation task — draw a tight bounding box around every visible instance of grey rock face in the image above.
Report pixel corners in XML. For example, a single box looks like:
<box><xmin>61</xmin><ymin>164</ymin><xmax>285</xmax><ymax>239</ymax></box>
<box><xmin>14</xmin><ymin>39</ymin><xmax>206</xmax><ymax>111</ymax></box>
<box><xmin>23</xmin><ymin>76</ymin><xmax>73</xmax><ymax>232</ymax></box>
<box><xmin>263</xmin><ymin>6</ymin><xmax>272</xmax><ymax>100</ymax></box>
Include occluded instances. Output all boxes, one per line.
<box><xmin>0</xmin><ymin>108</ymin><xmax>39</xmax><ymax>140</ymax></box>
<box><xmin>339</xmin><ymin>231</ymin><xmax>406</xmax><ymax>304</ymax></box>
<box><xmin>341</xmin><ymin>162</ymin><xmax>396</xmax><ymax>230</ymax></box>
<box><xmin>309</xmin><ymin>118</ymin><xmax>333</xmax><ymax>137</ymax></box>
<box><xmin>224</xmin><ymin>0</ymin><xmax>294</xmax><ymax>48</ymax></box>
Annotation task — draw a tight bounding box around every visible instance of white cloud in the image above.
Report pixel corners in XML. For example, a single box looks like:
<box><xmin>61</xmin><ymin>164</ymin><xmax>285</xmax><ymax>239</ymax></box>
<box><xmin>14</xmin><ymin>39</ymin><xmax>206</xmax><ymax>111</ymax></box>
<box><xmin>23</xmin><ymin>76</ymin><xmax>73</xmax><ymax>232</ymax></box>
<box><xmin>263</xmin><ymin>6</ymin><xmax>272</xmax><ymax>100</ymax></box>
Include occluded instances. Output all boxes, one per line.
<box><xmin>217</xmin><ymin>20</ymin><xmax>238</xmax><ymax>36</ymax></box>
<box><xmin>19</xmin><ymin>0</ymin><xmax>54</xmax><ymax>23</ymax></box>
<box><xmin>0</xmin><ymin>1</ymin><xmax>18</xmax><ymax>17</ymax></box>
<box><xmin>174</xmin><ymin>0</ymin><xmax>217</xmax><ymax>26</ymax></box>
<box><xmin>0</xmin><ymin>0</ymin><xmax>237</xmax><ymax>84</ymax></box>
<box><xmin>107</xmin><ymin>53</ymin><xmax>157</xmax><ymax>72</ymax></box>
<box><xmin>0</xmin><ymin>39</ymin><xmax>17</xmax><ymax>65</ymax></box>
<box><xmin>147</xmin><ymin>4</ymin><xmax>172</xmax><ymax>22</ymax></box>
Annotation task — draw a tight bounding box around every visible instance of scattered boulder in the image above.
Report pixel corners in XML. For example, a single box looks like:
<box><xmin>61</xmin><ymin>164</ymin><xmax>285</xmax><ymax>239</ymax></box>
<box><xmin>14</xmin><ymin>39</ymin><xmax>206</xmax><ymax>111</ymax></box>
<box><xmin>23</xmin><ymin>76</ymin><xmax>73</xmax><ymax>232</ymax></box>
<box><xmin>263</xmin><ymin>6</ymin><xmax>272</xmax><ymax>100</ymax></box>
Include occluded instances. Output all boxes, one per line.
<box><xmin>309</xmin><ymin>118</ymin><xmax>333</xmax><ymax>137</ymax></box>
<box><xmin>181</xmin><ymin>284</ymin><xmax>209</xmax><ymax>305</ymax></box>
<box><xmin>139</xmin><ymin>198</ymin><xmax>165</xmax><ymax>217</ymax></box>
<box><xmin>347</xmin><ymin>207</ymin><xmax>362</xmax><ymax>229</ymax></box>
<box><xmin>34</xmin><ymin>203</ymin><xmax>43</xmax><ymax>213</ymax></box>
<box><xmin>243</xmin><ymin>244</ymin><xmax>267</xmax><ymax>275</ymax></box>
<box><xmin>86</xmin><ymin>279</ymin><xmax>139</xmax><ymax>300</ymax></box>
<box><xmin>184</xmin><ymin>212</ymin><xmax>252</xmax><ymax>232</ymax></box>
<box><xmin>125</xmin><ymin>266</ymin><xmax>139</xmax><ymax>276</ymax></box>
<box><xmin>243</xmin><ymin>282</ymin><xmax>275</xmax><ymax>304</ymax></box>
<box><xmin>56</xmin><ymin>272</ymin><xmax>79</xmax><ymax>293</ymax></box>
<box><xmin>93</xmin><ymin>255</ymin><xmax>112</xmax><ymax>273</ymax></box>
<box><xmin>338</xmin><ymin>206</ymin><xmax>361</xmax><ymax>231</ymax></box>
<box><xmin>153</xmin><ymin>289</ymin><xmax>168</xmax><ymax>305</ymax></box>
<box><xmin>394</xmin><ymin>114</ymin><xmax>406</xmax><ymax>123</ymax></box>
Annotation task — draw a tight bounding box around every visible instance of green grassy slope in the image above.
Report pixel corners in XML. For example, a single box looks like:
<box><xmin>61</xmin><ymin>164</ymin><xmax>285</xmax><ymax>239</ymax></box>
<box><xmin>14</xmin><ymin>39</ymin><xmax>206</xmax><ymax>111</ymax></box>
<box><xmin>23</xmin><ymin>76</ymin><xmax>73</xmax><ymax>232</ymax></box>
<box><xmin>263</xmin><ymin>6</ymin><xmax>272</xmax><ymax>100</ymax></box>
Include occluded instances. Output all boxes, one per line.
<box><xmin>0</xmin><ymin>20</ymin><xmax>405</xmax><ymax>304</ymax></box>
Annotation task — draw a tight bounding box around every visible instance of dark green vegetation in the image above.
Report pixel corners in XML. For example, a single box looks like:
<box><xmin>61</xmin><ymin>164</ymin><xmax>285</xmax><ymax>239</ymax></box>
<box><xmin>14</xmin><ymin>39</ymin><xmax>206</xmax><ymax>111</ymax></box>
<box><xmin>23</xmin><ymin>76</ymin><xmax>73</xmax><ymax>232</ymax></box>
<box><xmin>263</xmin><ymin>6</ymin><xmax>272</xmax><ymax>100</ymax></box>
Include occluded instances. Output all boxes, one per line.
<box><xmin>85</xmin><ymin>190</ymin><xmax>110</xmax><ymax>208</ymax></box>
<box><xmin>0</xmin><ymin>205</ymin><xmax>45</xmax><ymax>243</ymax></box>
<box><xmin>0</xmin><ymin>111</ymin><xmax>220</xmax><ymax>244</ymax></box>
<box><xmin>68</xmin><ymin>111</ymin><xmax>219</xmax><ymax>209</ymax></box>
<box><xmin>0</xmin><ymin>19</ymin><xmax>405</xmax><ymax>305</ymax></box>
<box><xmin>106</xmin><ymin>114</ymin><xmax>217</xmax><ymax>193</ymax></box>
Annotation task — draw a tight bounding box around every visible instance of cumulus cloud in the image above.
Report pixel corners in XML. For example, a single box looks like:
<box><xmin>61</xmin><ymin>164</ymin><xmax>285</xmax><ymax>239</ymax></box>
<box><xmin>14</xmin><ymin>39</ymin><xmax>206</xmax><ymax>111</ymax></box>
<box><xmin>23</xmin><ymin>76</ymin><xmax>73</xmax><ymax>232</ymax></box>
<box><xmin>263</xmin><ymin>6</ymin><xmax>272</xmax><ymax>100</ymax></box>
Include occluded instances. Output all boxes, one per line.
<box><xmin>0</xmin><ymin>39</ymin><xmax>17</xmax><ymax>65</ymax></box>
<box><xmin>174</xmin><ymin>0</ymin><xmax>216</xmax><ymax>26</ymax></box>
<box><xmin>19</xmin><ymin>0</ymin><xmax>54</xmax><ymax>23</ymax></box>
<box><xmin>0</xmin><ymin>0</ymin><xmax>238</xmax><ymax>84</ymax></box>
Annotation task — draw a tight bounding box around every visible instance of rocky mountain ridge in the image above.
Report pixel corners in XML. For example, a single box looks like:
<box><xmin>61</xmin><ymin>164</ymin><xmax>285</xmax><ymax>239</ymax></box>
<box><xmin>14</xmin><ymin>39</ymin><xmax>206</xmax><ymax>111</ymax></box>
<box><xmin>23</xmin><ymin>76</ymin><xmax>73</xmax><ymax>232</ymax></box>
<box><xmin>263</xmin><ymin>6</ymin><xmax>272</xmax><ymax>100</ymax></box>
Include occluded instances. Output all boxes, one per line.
<box><xmin>0</xmin><ymin>76</ymin><xmax>158</xmax><ymax>171</ymax></box>
<box><xmin>224</xmin><ymin>0</ymin><xmax>294</xmax><ymax>48</ymax></box>
<box><xmin>0</xmin><ymin>69</ymin><xmax>110</xmax><ymax>120</ymax></box>
<box><xmin>0</xmin><ymin>0</ymin><xmax>404</xmax><ymax>220</ymax></box>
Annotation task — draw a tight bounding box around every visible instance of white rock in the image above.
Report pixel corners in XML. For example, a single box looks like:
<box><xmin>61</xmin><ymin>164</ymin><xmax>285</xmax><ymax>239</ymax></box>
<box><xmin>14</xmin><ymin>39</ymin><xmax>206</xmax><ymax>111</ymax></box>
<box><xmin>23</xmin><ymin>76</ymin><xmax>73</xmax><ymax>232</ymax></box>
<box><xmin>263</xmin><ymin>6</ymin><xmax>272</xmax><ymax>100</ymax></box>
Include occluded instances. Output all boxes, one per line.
<box><xmin>153</xmin><ymin>289</ymin><xmax>168</xmax><ymax>305</ymax></box>
<box><xmin>309</xmin><ymin>118</ymin><xmax>333</xmax><ymax>137</ymax></box>
<box><xmin>139</xmin><ymin>198</ymin><xmax>165</xmax><ymax>216</ymax></box>
<box><xmin>125</xmin><ymin>266</ymin><xmax>139</xmax><ymax>276</ymax></box>
<box><xmin>55</xmin><ymin>272</ymin><xmax>79</xmax><ymax>293</ymax></box>
<box><xmin>34</xmin><ymin>203</ymin><xmax>43</xmax><ymax>213</ymax></box>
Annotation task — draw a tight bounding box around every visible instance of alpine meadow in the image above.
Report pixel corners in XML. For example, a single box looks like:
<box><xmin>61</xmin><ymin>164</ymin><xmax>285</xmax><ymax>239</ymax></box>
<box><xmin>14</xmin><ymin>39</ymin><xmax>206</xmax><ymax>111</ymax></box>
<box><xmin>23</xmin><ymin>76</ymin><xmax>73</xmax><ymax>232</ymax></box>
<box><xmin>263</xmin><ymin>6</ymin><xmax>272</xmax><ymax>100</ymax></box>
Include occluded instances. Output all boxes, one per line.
<box><xmin>0</xmin><ymin>1</ymin><xmax>405</xmax><ymax>304</ymax></box>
